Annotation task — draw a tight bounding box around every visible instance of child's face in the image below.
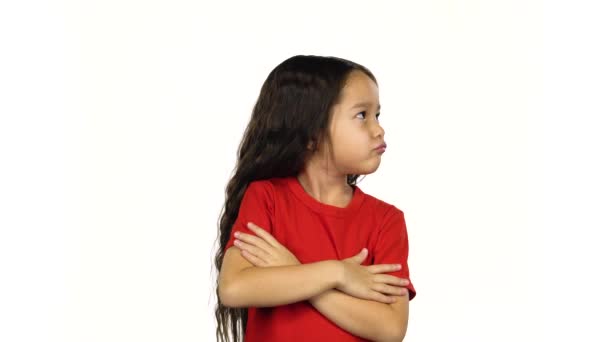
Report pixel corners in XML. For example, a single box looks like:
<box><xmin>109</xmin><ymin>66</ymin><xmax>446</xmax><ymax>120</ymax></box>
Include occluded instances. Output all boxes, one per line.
<box><xmin>324</xmin><ymin>70</ymin><xmax>386</xmax><ymax>176</ymax></box>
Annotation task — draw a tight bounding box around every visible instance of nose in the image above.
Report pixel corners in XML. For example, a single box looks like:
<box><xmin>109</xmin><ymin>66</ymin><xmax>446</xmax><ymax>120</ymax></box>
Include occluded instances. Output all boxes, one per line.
<box><xmin>372</xmin><ymin>121</ymin><xmax>385</xmax><ymax>139</ymax></box>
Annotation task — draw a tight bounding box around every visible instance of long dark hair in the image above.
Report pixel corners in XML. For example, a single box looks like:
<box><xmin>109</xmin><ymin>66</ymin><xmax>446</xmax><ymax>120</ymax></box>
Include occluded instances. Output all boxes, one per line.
<box><xmin>213</xmin><ymin>55</ymin><xmax>377</xmax><ymax>342</ymax></box>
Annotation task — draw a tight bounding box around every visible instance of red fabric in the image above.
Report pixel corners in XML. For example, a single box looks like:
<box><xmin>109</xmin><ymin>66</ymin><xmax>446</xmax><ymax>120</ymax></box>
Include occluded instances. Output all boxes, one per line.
<box><xmin>224</xmin><ymin>176</ymin><xmax>416</xmax><ymax>342</ymax></box>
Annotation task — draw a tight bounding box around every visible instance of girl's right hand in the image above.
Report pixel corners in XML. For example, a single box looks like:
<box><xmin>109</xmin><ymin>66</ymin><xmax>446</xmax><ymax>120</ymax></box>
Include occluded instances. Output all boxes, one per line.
<box><xmin>336</xmin><ymin>248</ymin><xmax>410</xmax><ymax>304</ymax></box>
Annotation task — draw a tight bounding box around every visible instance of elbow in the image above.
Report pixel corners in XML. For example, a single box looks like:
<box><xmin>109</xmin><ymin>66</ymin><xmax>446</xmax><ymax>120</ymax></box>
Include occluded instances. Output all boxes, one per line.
<box><xmin>219</xmin><ymin>280</ymin><xmax>243</xmax><ymax>308</ymax></box>
<box><xmin>382</xmin><ymin>332</ymin><xmax>405</xmax><ymax>342</ymax></box>
<box><xmin>376</xmin><ymin>324</ymin><xmax>405</xmax><ymax>342</ymax></box>
<box><xmin>389</xmin><ymin>322</ymin><xmax>407</xmax><ymax>342</ymax></box>
<box><xmin>380</xmin><ymin>318</ymin><xmax>406</xmax><ymax>342</ymax></box>
<box><xmin>219</xmin><ymin>266</ymin><xmax>256</xmax><ymax>308</ymax></box>
<box><xmin>387</xmin><ymin>304</ymin><xmax>409</xmax><ymax>342</ymax></box>
<box><xmin>392</xmin><ymin>330</ymin><xmax>406</xmax><ymax>342</ymax></box>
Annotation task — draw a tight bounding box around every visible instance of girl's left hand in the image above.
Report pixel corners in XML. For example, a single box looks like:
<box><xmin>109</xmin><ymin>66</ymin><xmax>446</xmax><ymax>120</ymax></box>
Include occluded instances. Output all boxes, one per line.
<box><xmin>233</xmin><ymin>222</ymin><xmax>301</xmax><ymax>267</ymax></box>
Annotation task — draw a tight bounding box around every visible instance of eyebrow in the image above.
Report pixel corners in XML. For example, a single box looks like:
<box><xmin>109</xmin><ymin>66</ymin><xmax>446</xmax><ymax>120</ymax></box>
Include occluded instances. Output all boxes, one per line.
<box><xmin>351</xmin><ymin>101</ymin><xmax>381</xmax><ymax>111</ymax></box>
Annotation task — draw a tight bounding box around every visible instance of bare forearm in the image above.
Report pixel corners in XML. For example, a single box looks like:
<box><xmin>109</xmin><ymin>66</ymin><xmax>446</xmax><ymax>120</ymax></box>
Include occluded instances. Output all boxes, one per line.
<box><xmin>308</xmin><ymin>289</ymin><xmax>401</xmax><ymax>342</ymax></box>
<box><xmin>223</xmin><ymin>260</ymin><xmax>340</xmax><ymax>308</ymax></box>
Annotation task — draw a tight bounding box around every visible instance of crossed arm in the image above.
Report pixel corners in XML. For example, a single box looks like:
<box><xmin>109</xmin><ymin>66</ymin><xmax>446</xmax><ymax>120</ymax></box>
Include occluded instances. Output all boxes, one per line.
<box><xmin>220</xmin><ymin>244</ymin><xmax>409</xmax><ymax>341</ymax></box>
<box><xmin>308</xmin><ymin>284</ymin><xmax>409</xmax><ymax>342</ymax></box>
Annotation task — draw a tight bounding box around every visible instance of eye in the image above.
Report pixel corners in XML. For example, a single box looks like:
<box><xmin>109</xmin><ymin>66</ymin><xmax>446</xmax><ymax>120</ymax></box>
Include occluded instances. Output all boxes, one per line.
<box><xmin>356</xmin><ymin>111</ymin><xmax>381</xmax><ymax>121</ymax></box>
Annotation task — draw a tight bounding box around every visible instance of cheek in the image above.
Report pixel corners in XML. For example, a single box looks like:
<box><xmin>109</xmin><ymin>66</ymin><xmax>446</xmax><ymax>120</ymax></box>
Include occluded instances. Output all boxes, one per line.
<box><xmin>333</xmin><ymin>124</ymin><xmax>361</xmax><ymax>145</ymax></box>
<box><xmin>332</xmin><ymin>137</ymin><xmax>365</xmax><ymax>165</ymax></box>
<box><xmin>329</xmin><ymin>124</ymin><xmax>369</xmax><ymax>164</ymax></box>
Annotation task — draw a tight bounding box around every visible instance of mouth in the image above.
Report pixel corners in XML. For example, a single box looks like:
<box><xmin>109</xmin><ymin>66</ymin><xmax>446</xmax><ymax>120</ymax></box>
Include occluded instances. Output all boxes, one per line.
<box><xmin>374</xmin><ymin>143</ymin><xmax>387</xmax><ymax>151</ymax></box>
<box><xmin>374</xmin><ymin>143</ymin><xmax>387</xmax><ymax>153</ymax></box>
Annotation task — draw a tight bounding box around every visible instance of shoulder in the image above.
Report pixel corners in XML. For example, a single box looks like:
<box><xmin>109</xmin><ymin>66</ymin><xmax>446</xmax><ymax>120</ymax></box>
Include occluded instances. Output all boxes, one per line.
<box><xmin>240</xmin><ymin>179</ymin><xmax>277</xmax><ymax>209</ymax></box>
<box><xmin>249</xmin><ymin>177</ymin><xmax>294</xmax><ymax>197</ymax></box>
<box><xmin>359</xmin><ymin>189</ymin><xmax>404</xmax><ymax>220</ymax></box>
<box><xmin>245</xmin><ymin>178</ymin><xmax>278</xmax><ymax>194</ymax></box>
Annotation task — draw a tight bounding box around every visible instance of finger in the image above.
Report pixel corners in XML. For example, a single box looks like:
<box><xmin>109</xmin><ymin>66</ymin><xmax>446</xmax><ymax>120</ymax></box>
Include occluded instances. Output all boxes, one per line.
<box><xmin>235</xmin><ymin>239</ymin><xmax>272</xmax><ymax>260</ymax></box>
<box><xmin>341</xmin><ymin>249</ymin><xmax>366</xmax><ymax>263</ymax></box>
<box><xmin>236</xmin><ymin>233</ymin><xmax>274</xmax><ymax>254</ymax></box>
<box><xmin>247</xmin><ymin>222</ymin><xmax>281</xmax><ymax>248</ymax></box>
<box><xmin>372</xmin><ymin>283</ymin><xmax>408</xmax><ymax>296</ymax></box>
<box><xmin>373</xmin><ymin>292</ymin><xmax>397</xmax><ymax>304</ymax></box>
<box><xmin>366</xmin><ymin>263</ymin><xmax>402</xmax><ymax>274</ymax></box>
<box><xmin>240</xmin><ymin>249</ymin><xmax>267</xmax><ymax>267</ymax></box>
<box><xmin>373</xmin><ymin>274</ymin><xmax>410</xmax><ymax>286</ymax></box>
<box><xmin>246</xmin><ymin>222</ymin><xmax>280</xmax><ymax>247</ymax></box>
<box><xmin>385</xmin><ymin>295</ymin><xmax>398</xmax><ymax>303</ymax></box>
<box><xmin>355</xmin><ymin>248</ymin><xmax>367</xmax><ymax>263</ymax></box>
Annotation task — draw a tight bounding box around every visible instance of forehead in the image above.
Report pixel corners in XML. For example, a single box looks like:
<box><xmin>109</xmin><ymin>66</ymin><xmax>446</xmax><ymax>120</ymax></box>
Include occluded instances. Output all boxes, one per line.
<box><xmin>338</xmin><ymin>71</ymin><xmax>380</xmax><ymax>109</ymax></box>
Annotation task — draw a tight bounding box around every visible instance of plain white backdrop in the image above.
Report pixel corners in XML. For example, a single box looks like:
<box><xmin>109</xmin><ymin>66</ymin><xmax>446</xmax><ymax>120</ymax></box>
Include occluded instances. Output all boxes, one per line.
<box><xmin>1</xmin><ymin>0</ymin><xmax>605</xmax><ymax>341</ymax></box>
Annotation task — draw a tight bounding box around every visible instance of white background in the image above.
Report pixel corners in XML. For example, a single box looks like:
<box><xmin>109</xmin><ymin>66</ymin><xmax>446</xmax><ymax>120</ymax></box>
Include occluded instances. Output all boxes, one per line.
<box><xmin>1</xmin><ymin>0</ymin><xmax>605</xmax><ymax>341</ymax></box>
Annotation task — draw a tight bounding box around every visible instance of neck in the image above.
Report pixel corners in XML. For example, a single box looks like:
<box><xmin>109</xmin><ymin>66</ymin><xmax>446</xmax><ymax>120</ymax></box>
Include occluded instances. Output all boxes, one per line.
<box><xmin>296</xmin><ymin>167</ymin><xmax>353</xmax><ymax>208</ymax></box>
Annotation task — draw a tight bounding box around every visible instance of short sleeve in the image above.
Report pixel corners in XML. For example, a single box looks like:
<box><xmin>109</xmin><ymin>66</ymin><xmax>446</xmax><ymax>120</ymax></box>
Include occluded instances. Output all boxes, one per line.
<box><xmin>371</xmin><ymin>208</ymin><xmax>416</xmax><ymax>301</ymax></box>
<box><xmin>223</xmin><ymin>180</ymin><xmax>275</xmax><ymax>253</ymax></box>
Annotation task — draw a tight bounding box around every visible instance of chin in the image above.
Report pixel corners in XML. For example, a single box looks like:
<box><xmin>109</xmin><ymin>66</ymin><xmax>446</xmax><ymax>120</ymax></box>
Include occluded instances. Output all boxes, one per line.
<box><xmin>368</xmin><ymin>160</ymin><xmax>382</xmax><ymax>173</ymax></box>
<box><xmin>341</xmin><ymin>157</ymin><xmax>381</xmax><ymax>175</ymax></box>
<box><xmin>353</xmin><ymin>163</ymin><xmax>381</xmax><ymax>175</ymax></box>
<box><xmin>368</xmin><ymin>165</ymin><xmax>381</xmax><ymax>174</ymax></box>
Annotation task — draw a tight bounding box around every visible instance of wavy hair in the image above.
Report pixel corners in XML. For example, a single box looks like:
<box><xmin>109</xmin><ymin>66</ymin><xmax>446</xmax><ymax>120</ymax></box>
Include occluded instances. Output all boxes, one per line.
<box><xmin>213</xmin><ymin>55</ymin><xmax>377</xmax><ymax>342</ymax></box>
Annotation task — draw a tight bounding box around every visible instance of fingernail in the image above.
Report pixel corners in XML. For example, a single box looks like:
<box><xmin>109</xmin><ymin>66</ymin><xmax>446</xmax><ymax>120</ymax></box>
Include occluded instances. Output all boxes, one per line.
<box><xmin>235</xmin><ymin>232</ymin><xmax>240</xmax><ymax>237</ymax></box>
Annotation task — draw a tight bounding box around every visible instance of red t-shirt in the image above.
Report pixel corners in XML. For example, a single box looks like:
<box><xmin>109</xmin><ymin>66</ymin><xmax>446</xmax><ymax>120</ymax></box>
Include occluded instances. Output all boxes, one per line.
<box><xmin>223</xmin><ymin>176</ymin><xmax>416</xmax><ymax>341</ymax></box>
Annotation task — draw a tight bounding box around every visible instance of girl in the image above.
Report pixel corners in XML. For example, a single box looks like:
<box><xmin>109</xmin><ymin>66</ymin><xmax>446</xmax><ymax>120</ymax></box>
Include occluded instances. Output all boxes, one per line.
<box><xmin>214</xmin><ymin>55</ymin><xmax>416</xmax><ymax>342</ymax></box>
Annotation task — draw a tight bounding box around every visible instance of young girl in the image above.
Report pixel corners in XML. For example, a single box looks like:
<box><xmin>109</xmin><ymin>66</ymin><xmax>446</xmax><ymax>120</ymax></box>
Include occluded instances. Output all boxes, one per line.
<box><xmin>213</xmin><ymin>55</ymin><xmax>416</xmax><ymax>342</ymax></box>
